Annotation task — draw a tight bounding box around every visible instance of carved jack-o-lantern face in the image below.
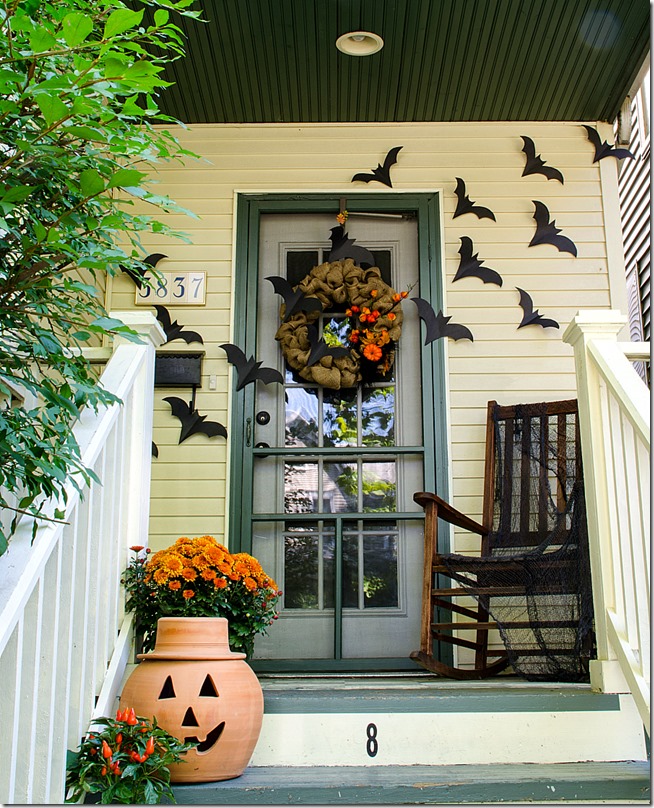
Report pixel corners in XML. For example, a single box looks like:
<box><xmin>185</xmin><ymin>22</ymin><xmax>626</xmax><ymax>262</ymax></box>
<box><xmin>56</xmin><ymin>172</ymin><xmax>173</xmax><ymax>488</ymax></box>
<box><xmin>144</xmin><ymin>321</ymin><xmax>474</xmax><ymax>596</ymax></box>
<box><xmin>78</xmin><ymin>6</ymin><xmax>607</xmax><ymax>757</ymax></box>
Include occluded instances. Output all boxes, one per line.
<box><xmin>157</xmin><ymin>672</ymin><xmax>225</xmax><ymax>753</ymax></box>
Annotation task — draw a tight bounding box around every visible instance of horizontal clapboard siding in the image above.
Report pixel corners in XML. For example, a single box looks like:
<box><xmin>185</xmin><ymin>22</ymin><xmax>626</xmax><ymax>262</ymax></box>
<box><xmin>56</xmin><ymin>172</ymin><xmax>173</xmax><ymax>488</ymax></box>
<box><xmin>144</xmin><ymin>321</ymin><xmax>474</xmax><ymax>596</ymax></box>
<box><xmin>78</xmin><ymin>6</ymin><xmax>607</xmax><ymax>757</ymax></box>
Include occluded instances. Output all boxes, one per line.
<box><xmin>108</xmin><ymin>121</ymin><xmax>620</xmax><ymax>558</ymax></box>
<box><xmin>618</xmin><ymin>80</ymin><xmax>650</xmax><ymax>368</ymax></box>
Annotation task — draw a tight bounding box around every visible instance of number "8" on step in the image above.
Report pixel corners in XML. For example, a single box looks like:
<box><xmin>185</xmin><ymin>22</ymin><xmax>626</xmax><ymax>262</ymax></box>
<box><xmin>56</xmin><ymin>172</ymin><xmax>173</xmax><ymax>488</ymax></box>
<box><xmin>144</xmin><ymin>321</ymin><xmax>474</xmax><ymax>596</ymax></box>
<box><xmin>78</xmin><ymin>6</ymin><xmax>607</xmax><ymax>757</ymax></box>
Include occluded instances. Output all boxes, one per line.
<box><xmin>366</xmin><ymin>723</ymin><xmax>378</xmax><ymax>758</ymax></box>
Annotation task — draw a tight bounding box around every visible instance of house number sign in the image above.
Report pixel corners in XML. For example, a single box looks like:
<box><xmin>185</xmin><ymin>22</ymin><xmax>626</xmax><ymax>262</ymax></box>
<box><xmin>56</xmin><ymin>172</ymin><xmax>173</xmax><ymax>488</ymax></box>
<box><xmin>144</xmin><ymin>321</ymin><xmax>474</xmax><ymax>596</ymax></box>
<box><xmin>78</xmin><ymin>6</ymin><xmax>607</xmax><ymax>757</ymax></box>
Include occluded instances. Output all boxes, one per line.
<box><xmin>135</xmin><ymin>271</ymin><xmax>206</xmax><ymax>306</ymax></box>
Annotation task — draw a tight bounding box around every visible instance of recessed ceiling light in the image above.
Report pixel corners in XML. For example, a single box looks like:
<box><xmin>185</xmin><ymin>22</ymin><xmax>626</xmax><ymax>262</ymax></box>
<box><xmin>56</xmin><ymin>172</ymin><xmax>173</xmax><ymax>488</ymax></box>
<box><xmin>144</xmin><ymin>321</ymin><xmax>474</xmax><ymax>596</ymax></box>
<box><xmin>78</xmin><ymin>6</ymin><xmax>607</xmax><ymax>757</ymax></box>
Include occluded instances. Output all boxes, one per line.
<box><xmin>335</xmin><ymin>31</ymin><xmax>384</xmax><ymax>56</ymax></box>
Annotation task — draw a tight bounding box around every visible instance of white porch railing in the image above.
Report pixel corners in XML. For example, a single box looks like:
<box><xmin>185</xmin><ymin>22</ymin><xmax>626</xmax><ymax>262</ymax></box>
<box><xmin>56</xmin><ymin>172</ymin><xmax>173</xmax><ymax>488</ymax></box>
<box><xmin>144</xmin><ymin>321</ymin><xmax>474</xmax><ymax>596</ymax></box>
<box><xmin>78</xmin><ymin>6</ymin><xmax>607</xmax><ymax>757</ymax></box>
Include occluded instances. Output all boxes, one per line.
<box><xmin>564</xmin><ymin>311</ymin><xmax>650</xmax><ymax>730</ymax></box>
<box><xmin>0</xmin><ymin>313</ymin><xmax>164</xmax><ymax>805</ymax></box>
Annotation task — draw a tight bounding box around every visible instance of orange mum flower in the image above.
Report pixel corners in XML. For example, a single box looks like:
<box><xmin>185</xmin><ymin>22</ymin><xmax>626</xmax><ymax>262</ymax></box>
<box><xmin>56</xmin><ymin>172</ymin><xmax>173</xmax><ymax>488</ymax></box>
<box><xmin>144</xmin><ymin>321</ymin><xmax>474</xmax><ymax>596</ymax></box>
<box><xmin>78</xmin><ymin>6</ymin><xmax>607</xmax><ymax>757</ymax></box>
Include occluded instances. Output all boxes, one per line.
<box><xmin>182</xmin><ymin>589</ymin><xmax>195</xmax><ymax>599</ymax></box>
<box><xmin>363</xmin><ymin>343</ymin><xmax>383</xmax><ymax>362</ymax></box>
<box><xmin>181</xmin><ymin>567</ymin><xmax>197</xmax><ymax>581</ymax></box>
<box><xmin>201</xmin><ymin>568</ymin><xmax>217</xmax><ymax>581</ymax></box>
<box><xmin>168</xmin><ymin>580</ymin><xmax>181</xmax><ymax>590</ymax></box>
<box><xmin>243</xmin><ymin>577</ymin><xmax>258</xmax><ymax>592</ymax></box>
<box><xmin>213</xmin><ymin>577</ymin><xmax>228</xmax><ymax>589</ymax></box>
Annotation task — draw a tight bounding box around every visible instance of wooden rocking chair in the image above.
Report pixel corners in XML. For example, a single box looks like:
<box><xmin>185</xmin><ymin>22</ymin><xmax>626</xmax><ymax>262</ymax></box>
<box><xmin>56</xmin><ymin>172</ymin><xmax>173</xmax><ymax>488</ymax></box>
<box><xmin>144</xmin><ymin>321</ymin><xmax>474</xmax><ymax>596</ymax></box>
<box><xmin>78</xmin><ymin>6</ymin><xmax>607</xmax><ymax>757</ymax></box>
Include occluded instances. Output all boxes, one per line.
<box><xmin>411</xmin><ymin>399</ymin><xmax>594</xmax><ymax>681</ymax></box>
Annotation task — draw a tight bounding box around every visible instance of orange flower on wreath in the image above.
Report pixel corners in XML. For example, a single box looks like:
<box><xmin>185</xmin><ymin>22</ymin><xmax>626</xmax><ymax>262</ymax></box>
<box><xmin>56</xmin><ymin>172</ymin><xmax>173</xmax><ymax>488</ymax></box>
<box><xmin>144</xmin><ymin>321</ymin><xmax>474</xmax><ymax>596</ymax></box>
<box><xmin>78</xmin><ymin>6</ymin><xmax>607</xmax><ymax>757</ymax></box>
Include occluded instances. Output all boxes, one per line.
<box><xmin>363</xmin><ymin>343</ymin><xmax>383</xmax><ymax>362</ymax></box>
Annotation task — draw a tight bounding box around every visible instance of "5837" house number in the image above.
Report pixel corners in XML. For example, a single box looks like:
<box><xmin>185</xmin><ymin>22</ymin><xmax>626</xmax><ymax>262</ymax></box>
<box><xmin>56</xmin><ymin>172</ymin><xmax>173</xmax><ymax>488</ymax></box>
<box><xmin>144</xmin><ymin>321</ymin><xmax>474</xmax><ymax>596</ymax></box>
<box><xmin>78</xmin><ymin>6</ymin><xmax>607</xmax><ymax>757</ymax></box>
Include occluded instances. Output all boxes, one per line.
<box><xmin>135</xmin><ymin>271</ymin><xmax>206</xmax><ymax>306</ymax></box>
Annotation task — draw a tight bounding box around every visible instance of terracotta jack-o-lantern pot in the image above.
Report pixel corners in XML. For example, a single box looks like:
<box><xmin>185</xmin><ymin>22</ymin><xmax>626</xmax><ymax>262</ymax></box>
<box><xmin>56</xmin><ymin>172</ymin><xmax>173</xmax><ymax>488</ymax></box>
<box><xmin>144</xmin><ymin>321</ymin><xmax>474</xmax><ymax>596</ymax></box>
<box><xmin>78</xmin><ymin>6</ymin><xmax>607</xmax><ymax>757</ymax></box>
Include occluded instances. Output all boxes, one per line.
<box><xmin>120</xmin><ymin>617</ymin><xmax>263</xmax><ymax>783</ymax></box>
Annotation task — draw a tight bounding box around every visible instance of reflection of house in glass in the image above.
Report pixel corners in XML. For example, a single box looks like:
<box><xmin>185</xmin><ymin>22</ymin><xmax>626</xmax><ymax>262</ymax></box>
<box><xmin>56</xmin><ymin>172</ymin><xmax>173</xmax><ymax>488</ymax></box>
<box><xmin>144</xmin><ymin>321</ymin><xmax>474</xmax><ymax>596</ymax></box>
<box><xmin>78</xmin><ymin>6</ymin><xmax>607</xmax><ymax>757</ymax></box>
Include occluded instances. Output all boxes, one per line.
<box><xmin>281</xmin><ymin>380</ymin><xmax>400</xmax><ymax>610</ymax></box>
<box><xmin>283</xmin><ymin>522</ymin><xmax>399</xmax><ymax>611</ymax></box>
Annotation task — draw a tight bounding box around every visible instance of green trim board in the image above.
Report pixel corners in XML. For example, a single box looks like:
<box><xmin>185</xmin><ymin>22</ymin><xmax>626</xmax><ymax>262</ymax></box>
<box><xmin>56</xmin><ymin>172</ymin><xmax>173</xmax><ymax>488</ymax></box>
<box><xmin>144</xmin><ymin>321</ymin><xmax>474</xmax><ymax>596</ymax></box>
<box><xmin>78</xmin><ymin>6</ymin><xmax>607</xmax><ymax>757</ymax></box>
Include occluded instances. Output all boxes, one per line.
<box><xmin>260</xmin><ymin>686</ymin><xmax>621</xmax><ymax>714</ymax></box>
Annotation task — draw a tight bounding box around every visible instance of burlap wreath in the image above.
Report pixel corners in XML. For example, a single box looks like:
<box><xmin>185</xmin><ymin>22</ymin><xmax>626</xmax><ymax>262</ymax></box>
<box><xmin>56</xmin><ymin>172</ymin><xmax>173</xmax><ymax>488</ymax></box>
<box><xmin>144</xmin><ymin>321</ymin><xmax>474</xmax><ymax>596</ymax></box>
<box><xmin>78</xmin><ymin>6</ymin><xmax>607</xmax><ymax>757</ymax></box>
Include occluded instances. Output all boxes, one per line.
<box><xmin>275</xmin><ymin>259</ymin><xmax>403</xmax><ymax>390</ymax></box>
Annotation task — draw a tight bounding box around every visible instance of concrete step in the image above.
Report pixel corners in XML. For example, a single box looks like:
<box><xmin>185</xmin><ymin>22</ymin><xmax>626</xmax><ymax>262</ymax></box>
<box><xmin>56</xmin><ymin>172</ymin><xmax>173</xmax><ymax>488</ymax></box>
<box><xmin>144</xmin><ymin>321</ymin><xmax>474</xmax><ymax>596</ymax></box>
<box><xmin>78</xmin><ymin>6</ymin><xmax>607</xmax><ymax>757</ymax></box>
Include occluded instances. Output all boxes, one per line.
<box><xmin>250</xmin><ymin>675</ymin><xmax>648</xmax><ymax>767</ymax></box>
<box><xmin>171</xmin><ymin>761</ymin><xmax>651</xmax><ymax>804</ymax></box>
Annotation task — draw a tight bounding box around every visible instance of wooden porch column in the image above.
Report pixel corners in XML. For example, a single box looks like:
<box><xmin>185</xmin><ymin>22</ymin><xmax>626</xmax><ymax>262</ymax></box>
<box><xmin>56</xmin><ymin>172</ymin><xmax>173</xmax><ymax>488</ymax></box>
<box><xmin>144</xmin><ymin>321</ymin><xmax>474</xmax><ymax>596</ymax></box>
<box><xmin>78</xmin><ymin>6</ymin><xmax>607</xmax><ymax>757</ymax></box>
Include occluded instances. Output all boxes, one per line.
<box><xmin>563</xmin><ymin>310</ymin><xmax>630</xmax><ymax>695</ymax></box>
<box><xmin>108</xmin><ymin>311</ymin><xmax>165</xmax><ymax>554</ymax></box>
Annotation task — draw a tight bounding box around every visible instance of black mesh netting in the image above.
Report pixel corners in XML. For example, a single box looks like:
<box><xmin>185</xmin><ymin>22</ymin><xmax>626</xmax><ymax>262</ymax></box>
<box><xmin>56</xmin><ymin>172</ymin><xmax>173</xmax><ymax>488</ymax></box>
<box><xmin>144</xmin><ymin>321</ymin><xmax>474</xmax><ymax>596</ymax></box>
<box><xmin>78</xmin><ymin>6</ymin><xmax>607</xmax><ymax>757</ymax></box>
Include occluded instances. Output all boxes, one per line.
<box><xmin>442</xmin><ymin>402</ymin><xmax>595</xmax><ymax>682</ymax></box>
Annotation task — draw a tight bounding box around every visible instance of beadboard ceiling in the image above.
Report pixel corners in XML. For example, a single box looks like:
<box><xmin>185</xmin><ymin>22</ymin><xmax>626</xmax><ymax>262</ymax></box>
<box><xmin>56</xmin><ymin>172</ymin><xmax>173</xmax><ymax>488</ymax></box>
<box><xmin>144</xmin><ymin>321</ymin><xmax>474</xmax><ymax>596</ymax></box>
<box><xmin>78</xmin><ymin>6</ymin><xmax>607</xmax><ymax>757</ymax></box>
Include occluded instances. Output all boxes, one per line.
<box><xmin>155</xmin><ymin>0</ymin><xmax>650</xmax><ymax>125</ymax></box>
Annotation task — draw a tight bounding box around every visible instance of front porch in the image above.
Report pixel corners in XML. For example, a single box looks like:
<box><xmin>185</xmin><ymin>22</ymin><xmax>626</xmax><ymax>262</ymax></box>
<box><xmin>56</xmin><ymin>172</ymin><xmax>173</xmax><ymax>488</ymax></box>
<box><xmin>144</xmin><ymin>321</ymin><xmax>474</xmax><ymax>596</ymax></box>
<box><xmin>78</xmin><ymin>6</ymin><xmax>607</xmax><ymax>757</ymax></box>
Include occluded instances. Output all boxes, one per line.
<box><xmin>0</xmin><ymin>310</ymin><xmax>649</xmax><ymax>804</ymax></box>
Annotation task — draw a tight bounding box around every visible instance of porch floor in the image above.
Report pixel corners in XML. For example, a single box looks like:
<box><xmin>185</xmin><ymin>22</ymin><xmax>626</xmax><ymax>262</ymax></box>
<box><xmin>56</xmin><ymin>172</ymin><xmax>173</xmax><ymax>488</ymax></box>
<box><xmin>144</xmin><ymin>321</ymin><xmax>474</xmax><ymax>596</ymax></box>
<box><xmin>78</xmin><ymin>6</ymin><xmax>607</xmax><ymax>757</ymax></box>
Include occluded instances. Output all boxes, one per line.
<box><xmin>170</xmin><ymin>761</ymin><xmax>651</xmax><ymax>804</ymax></box>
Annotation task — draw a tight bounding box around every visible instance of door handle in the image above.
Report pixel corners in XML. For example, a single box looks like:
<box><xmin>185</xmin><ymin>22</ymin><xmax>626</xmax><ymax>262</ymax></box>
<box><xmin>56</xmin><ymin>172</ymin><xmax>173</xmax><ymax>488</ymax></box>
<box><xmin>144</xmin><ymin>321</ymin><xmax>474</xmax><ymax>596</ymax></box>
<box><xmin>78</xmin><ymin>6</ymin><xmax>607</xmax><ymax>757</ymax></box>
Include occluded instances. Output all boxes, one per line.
<box><xmin>246</xmin><ymin>417</ymin><xmax>252</xmax><ymax>447</ymax></box>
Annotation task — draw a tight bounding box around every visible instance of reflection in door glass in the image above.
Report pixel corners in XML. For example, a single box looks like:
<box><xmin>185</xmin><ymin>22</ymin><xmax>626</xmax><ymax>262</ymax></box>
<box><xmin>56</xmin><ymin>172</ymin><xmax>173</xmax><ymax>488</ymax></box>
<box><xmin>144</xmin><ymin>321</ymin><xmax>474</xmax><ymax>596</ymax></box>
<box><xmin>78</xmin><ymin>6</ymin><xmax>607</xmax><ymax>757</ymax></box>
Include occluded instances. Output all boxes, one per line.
<box><xmin>284</xmin><ymin>462</ymin><xmax>317</xmax><ymax>513</ymax></box>
<box><xmin>324</xmin><ymin>389</ymin><xmax>357</xmax><ymax>447</ymax></box>
<box><xmin>362</xmin><ymin>387</ymin><xmax>395</xmax><ymax>446</ymax></box>
<box><xmin>284</xmin><ymin>531</ymin><xmax>319</xmax><ymax>609</ymax></box>
<box><xmin>283</xmin><ymin>523</ymin><xmax>335</xmax><ymax>610</ymax></box>
<box><xmin>363</xmin><ymin>462</ymin><xmax>396</xmax><ymax>512</ymax></box>
<box><xmin>323</xmin><ymin>462</ymin><xmax>358</xmax><ymax>512</ymax></box>
<box><xmin>363</xmin><ymin>532</ymin><xmax>398</xmax><ymax>607</ymax></box>
<box><xmin>285</xmin><ymin>388</ymin><xmax>318</xmax><ymax>447</ymax></box>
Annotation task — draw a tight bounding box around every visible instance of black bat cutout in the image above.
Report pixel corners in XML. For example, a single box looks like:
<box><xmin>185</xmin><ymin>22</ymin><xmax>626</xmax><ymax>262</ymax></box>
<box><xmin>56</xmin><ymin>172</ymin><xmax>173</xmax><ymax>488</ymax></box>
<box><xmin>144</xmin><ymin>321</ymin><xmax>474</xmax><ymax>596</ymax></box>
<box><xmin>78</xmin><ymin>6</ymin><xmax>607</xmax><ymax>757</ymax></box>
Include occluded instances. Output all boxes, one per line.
<box><xmin>412</xmin><ymin>298</ymin><xmax>474</xmax><ymax>343</ymax></box>
<box><xmin>265</xmin><ymin>276</ymin><xmax>323</xmax><ymax>321</ymax></box>
<box><xmin>582</xmin><ymin>125</ymin><xmax>635</xmax><ymax>163</ymax></box>
<box><xmin>152</xmin><ymin>441</ymin><xmax>159</xmax><ymax>459</ymax></box>
<box><xmin>453</xmin><ymin>178</ymin><xmax>496</xmax><ymax>221</ymax></box>
<box><xmin>529</xmin><ymin>201</ymin><xmax>577</xmax><ymax>257</ymax></box>
<box><xmin>220</xmin><ymin>343</ymin><xmax>284</xmax><ymax>391</ymax></box>
<box><xmin>516</xmin><ymin>287</ymin><xmax>559</xmax><ymax>330</ymax></box>
<box><xmin>153</xmin><ymin>305</ymin><xmax>204</xmax><ymax>345</ymax></box>
<box><xmin>453</xmin><ymin>236</ymin><xmax>503</xmax><ymax>286</ymax></box>
<box><xmin>163</xmin><ymin>396</ymin><xmax>228</xmax><ymax>444</ymax></box>
<box><xmin>352</xmin><ymin>146</ymin><xmax>403</xmax><ymax>188</ymax></box>
<box><xmin>121</xmin><ymin>253</ymin><xmax>167</xmax><ymax>289</ymax></box>
<box><xmin>304</xmin><ymin>323</ymin><xmax>351</xmax><ymax>367</ymax></box>
<box><xmin>520</xmin><ymin>136</ymin><xmax>564</xmax><ymax>184</ymax></box>
<box><xmin>328</xmin><ymin>225</ymin><xmax>375</xmax><ymax>267</ymax></box>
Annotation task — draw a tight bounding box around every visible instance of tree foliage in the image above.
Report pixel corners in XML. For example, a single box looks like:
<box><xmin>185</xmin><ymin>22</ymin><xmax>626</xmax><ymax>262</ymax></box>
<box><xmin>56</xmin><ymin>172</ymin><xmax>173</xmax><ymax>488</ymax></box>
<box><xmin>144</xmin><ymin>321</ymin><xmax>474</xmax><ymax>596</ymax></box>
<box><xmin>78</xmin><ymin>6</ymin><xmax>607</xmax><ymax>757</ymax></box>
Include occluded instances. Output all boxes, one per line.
<box><xmin>0</xmin><ymin>0</ymin><xmax>200</xmax><ymax>554</ymax></box>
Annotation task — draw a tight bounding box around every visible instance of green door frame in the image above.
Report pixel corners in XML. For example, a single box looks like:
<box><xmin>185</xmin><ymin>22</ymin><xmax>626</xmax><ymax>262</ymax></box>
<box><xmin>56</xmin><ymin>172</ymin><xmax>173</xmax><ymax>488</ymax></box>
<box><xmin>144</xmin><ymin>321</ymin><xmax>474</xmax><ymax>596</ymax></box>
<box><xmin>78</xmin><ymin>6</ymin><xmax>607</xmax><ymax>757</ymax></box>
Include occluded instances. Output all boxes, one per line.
<box><xmin>228</xmin><ymin>192</ymin><xmax>451</xmax><ymax>670</ymax></box>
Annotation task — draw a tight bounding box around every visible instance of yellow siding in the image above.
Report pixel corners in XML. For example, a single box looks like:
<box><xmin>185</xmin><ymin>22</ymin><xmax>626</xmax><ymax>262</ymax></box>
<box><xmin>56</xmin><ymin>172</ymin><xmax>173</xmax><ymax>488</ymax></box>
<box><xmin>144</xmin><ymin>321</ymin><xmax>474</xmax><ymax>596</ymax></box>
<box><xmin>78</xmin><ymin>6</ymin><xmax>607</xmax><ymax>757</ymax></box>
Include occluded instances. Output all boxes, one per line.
<box><xmin>106</xmin><ymin>121</ymin><xmax>625</xmax><ymax>553</ymax></box>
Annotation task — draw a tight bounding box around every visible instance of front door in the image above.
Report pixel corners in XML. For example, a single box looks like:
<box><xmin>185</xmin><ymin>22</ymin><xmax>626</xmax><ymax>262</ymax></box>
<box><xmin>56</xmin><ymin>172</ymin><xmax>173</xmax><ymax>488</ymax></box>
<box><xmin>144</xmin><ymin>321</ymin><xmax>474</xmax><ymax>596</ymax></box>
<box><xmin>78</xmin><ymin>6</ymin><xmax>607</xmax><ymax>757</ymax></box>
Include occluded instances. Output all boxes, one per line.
<box><xmin>231</xmin><ymin>195</ymin><xmax>448</xmax><ymax>671</ymax></box>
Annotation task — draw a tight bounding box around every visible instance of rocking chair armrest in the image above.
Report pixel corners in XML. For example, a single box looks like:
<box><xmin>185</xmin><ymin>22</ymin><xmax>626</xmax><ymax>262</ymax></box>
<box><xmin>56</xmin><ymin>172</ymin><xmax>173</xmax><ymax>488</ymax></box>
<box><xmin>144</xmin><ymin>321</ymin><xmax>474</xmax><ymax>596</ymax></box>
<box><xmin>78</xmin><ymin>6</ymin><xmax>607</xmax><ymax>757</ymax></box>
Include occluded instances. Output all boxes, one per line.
<box><xmin>413</xmin><ymin>491</ymin><xmax>488</xmax><ymax>536</ymax></box>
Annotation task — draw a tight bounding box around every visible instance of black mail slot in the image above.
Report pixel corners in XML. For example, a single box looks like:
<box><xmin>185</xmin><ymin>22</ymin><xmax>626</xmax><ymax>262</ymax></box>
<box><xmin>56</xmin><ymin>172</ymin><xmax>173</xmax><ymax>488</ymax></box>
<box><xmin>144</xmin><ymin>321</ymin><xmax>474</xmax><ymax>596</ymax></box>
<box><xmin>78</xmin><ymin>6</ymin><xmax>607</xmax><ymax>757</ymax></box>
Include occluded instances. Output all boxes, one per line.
<box><xmin>155</xmin><ymin>352</ymin><xmax>203</xmax><ymax>387</ymax></box>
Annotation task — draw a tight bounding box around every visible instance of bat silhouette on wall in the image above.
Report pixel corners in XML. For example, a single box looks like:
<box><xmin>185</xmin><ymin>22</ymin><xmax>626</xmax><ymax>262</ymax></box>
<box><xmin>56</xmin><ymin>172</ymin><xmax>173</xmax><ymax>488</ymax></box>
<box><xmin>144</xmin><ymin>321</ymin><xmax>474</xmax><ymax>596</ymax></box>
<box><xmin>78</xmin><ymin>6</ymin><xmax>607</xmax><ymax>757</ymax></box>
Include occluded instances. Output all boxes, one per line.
<box><xmin>453</xmin><ymin>178</ymin><xmax>496</xmax><ymax>221</ymax></box>
<box><xmin>220</xmin><ymin>343</ymin><xmax>284</xmax><ymax>391</ymax></box>
<box><xmin>453</xmin><ymin>236</ymin><xmax>503</xmax><ymax>286</ymax></box>
<box><xmin>163</xmin><ymin>396</ymin><xmax>228</xmax><ymax>444</ymax></box>
<box><xmin>516</xmin><ymin>287</ymin><xmax>559</xmax><ymax>330</ymax></box>
<box><xmin>304</xmin><ymin>323</ymin><xmax>351</xmax><ymax>366</ymax></box>
<box><xmin>328</xmin><ymin>225</ymin><xmax>375</xmax><ymax>267</ymax></box>
<box><xmin>529</xmin><ymin>201</ymin><xmax>577</xmax><ymax>257</ymax></box>
<box><xmin>582</xmin><ymin>125</ymin><xmax>634</xmax><ymax>163</ymax></box>
<box><xmin>520</xmin><ymin>136</ymin><xmax>564</xmax><ymax>184</ymax></box>
<box><xmin>154</xmin><ymin>305</ymin><xmax>204</xmax><ymax>345</ymax></box>
<box><xmin>352</xmin><ymin>146</ymin><xmax>403</xmax><ymax>188</ymax></box>
<box><xmin>152</xmin><ymin>441</ymin><xmax>159</xmax><ymax>459</ymax></box>
<box><xmin>412</xmin><ymin>298</ymin><xmax>474</xmax><ymax>343</ymax></box>
<box><xmin>121</xmin><ymin>253</ymin><xmax>167</xmax><ymax>289</ymax></box>
<box><xmin>265</xmin><ymin>276</ymin><xmax>323</xmax><ymax>321</ymax></box>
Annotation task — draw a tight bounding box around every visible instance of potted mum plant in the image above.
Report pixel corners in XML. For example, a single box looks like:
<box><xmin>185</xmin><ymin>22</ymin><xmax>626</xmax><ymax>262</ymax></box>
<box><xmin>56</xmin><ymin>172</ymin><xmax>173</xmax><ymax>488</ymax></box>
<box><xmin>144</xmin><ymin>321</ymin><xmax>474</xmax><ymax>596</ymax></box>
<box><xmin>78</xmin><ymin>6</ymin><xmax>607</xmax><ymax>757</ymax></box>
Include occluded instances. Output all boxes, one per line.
<box><xmin>65</xmin><ymin>708</ymin><xmax>194</xmax><ymax>804</ymax></box>
<box><xmin>123</xmin><ymin>536</ymin><xmax>281</xmax><ymax>657</ymax></box>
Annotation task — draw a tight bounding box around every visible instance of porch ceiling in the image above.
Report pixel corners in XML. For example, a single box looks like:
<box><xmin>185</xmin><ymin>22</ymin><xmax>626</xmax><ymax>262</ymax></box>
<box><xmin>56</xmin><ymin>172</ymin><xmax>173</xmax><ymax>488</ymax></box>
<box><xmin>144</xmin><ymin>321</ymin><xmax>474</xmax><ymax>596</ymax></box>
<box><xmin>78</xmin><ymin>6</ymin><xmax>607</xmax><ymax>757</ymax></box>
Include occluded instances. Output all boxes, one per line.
<box><xmin>157</xmin><ymin>0</ymin><xmax>650</xmax><ymax>125</ymax></box>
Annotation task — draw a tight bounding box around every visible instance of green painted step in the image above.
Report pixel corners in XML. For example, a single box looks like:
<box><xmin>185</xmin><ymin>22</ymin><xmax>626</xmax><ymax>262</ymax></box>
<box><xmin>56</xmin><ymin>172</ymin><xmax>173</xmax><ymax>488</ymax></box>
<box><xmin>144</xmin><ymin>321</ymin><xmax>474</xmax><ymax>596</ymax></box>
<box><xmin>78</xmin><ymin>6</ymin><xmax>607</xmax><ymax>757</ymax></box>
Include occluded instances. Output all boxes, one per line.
<box><xmin>171</xmin><ymin>762</ymin><xmax>651</xmax><ymax>804</ymax></box>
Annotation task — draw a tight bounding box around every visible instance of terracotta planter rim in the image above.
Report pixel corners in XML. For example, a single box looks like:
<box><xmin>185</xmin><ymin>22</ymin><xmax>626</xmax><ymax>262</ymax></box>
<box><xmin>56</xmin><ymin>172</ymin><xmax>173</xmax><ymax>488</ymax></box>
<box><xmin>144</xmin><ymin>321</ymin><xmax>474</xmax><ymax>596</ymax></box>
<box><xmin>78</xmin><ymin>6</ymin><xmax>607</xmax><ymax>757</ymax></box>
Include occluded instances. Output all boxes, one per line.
<box><xmin>138</xmin><ymin>616</ymin><xmax>246</xmax><ymax>661</ymax></box>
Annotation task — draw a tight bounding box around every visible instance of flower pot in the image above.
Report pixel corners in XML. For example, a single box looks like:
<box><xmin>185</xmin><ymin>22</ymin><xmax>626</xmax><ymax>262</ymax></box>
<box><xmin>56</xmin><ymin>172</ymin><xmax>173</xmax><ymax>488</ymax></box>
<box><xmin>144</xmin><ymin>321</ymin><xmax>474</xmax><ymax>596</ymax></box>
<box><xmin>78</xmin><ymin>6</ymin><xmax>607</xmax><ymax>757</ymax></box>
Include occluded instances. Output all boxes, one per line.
<box><xmin>119</xmin><ymin>617</ymin><xmax>263</xmax><ymax>783</ymax></box>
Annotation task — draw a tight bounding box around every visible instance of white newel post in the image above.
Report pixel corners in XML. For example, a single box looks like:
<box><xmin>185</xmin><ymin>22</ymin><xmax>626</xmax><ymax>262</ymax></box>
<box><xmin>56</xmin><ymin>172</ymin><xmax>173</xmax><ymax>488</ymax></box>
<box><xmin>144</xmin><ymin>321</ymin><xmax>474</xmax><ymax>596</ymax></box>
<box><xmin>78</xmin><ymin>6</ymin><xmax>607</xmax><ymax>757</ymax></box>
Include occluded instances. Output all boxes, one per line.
<box><xmin>563</xmin><ymin>310</ymin><xmax>630</xmax><ymax>694</ymax></box>
<box><xmin>110</xmin><ymin>311</ymin><xmax>166</xmax><ymax>554</ymax></box>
